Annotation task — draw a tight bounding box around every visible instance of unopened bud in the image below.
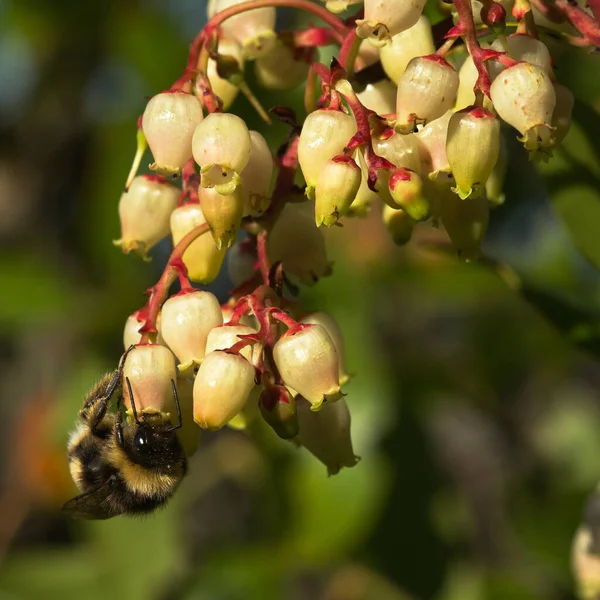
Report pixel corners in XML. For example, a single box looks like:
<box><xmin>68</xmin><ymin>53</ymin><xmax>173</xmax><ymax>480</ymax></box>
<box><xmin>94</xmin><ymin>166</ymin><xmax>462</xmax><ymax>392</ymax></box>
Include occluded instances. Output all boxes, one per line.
<box><xmin>382</xmin><ymin>204</ymin><xmax>414</xmax><ymax>245</ymax></box>
<box><xmin>380</xmin><ymin>16</ymin><xmax>435</xmax><ymax>83</ymax></box>
<box><xmin>254</xmin><ymin>41</ymin><xmax>311</xmax><ymax>90</ymax></box>
<box><xmin>259</xmin><ymin>385</ymin><xmax>299</xmax><ymax>439</ymax></box>
<box><xmin>356</xmin><ymin>81</ymin><xmax>397</xmax><ymax>116</ymax></box>
<box><xmin>205</xmin><ymin>324</ymin><xmax>258</xmax><ymax>364</ymax></box>
<box><xmin>440</xmin><ymin>190</ymin><xmax>489</xmax><ymax>261</ymax></box>
<box><xmin>490</xmin><ymin>62</ymin><xmax>556</xmax><ymax>154</ymax></box>
<box><xmin>241</xmin><ymin>130</ymin><xmax>273</xmax><ymax>216</ymax></box>
<box><xmin>114</xmin><ymin>175</ymin><xmax>179</xmax><ymax>258</ymax></box>
<box><xmin>273</xmin><ymin>324</ymin><xmax>341</xmax><ymax>411</ymax></box>
<box><xmin>160</xmin><ymin>290</ymin><xmax>223</xmax><ymax>374</ymax></box>
<box><xmin>481</xmin><ymin>1</ymin><xmax>506</xmax><ymax>30</ymax></box>
<box><xmin>193</xmin><ymin>350</ymin><xmax>255</xmax><ymax>430</ymax></box>
<box><xmin>170</xmin><ymin>204</ymin><xmax>227</xmax><ymax>284</ymax></box>
<box><xmin>388</xmin><ymin>168</ymin><xmax>429</xmax><ymax>220</ymax></box>
<box><xmin>198</xmin><ymin>184</ymin><xmax>244</xmax><ymax>250</ymax></box>
<box><xmin>356</xmin><ymin>0</ymin><xmax>427</xmax><ymax>46</ymax></box>
<box><xmin>268</xmin><ymin>200</ymin><xmax>332</xmax><ymax>285</ymax></box>
<box><xmin>142</xmin><ymin>91</ymin><xmax>203</xmax><ymax>175</ymax></box>
<box><xmin>123</xmin><ymin>344</ymin><xmax>177</xmax><ymax>413</ymax></box>
<box><xmin>192</xmin><ymin>112</ymin><xmax>252</xmax><ymax>194</ymax></box>
<box><xmin>446</xmin><ymin>108</ymin><xmax>500</xmax><ymax>199</ymax></box>
<box><xmin>315</xmin><ymin>156</ymin><xmax>362</xmax><ymax>227</ymax></box>
<box><xmin>298</xmin><ymin>109</ymin><xmax>357</xmax><ymax>198</ymax></box>
<box><xmin>551</xmin><ymin>82</ymin><xmax>574</xmax><ymax>147</ymax></box>
<box><xmin>208</xmin><ymin>0</ymin><xmax>276</xmax><ymax>59</ymax></box>
<box><xmin>175</xmin><ymin>377</ymin><xmax>200</xmax><ymax>456</ymax></box>
<box><xmin>395</xmin><ymin>55</ymin><xmax>459</xmax><ymax>132</ymax></box>
<box><xmin>296</xmin><ymin>397</ymin><xmax>359</xmax><ymax>475</ymax></box>
<box><xmin>300</xmin><ymin>312</ymin><xmax>350</xmax><ymax>385</ymax></box>
<box><xmin>206</xmin><ymin>39</ymin><xmax>244</xmax><ymax>110</ymax></box>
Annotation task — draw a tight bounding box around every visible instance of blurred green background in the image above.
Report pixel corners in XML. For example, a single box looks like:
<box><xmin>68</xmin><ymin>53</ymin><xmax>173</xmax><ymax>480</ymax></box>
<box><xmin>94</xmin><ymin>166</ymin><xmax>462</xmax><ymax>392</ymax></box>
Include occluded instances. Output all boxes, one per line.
<box><xmin>1</xmin><ymin>0</ymin><xmax>600</xmax><ymax>598</ymax></box>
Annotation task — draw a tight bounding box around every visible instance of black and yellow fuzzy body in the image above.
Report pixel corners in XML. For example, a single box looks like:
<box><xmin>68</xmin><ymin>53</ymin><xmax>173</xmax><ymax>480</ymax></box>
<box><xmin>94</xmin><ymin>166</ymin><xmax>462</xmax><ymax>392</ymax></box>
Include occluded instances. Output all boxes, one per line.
<box><xmin>63</xmin><ymin>369</ymin><xmax>187</xmax><ymax>520</ymax></box>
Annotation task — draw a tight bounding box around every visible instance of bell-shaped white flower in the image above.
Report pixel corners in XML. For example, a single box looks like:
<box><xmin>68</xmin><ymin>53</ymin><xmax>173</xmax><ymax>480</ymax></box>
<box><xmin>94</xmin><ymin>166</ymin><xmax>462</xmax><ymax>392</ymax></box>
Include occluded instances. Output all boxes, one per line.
<box><xmin>192</xmin><ymin>112</ymin><xmax>252</xmax><ymax>195</ymax></box>
<box><xmin>198</xmin><ymin>184</ymin><xmax>244</xmax><ymax>250</ymax></box>
<box><xmin>170</xmin><ymin>203</ymin><xmax>227</xmax><ymax>284</ymax></box>
<box><xmin>205</xmin><ymin>324</ymin><xmax>259</xmax><ymax>364</ymax></box>
<box><xmin>356</xmin><ymin>0</ymin><xmax>427</xmax><ymax>46</ymax></box>
<box><xmin>142</xmin><ymin>91</ymin><xmax>203</xmax><ymax>175</ymax></box>
<box><xmin>356</xmin><ymin>81</ymin><xmax>397</xmax><ymax>116</ymax></box>
<box><xmin>114</xmin><ymin>175</ymin><xmax>179</xmax><ymax>258</ymax></box>
<box><xmin>490</xmin><ymin>34</ymin><xmax>553</xmax><ymax>80</ymax></box>
<box><xmin>123</xmin><ymin>311</ymin><xmax>165</xmax><ymax>349</ymax></box>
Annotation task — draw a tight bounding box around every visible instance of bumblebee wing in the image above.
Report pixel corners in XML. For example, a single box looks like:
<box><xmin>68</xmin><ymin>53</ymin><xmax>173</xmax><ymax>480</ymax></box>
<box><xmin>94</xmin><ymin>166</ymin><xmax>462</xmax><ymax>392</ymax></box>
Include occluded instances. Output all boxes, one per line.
<box><xmin>61</xmin><ymin>482</ymin><xmax>117</xmax><ymax>520</ymax></box>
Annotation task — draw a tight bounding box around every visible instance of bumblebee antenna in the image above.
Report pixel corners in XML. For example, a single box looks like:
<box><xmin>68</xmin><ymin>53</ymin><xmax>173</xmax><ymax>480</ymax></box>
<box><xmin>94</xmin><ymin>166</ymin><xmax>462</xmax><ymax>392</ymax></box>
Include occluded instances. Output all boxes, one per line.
<box><xmin>169</xmin><ymin>379</ymin><xmax>183</xmax><ymax>431</ymax></box>
<box><xmin>125</xmin><ymin>377</ymin><xmax>141</xmax><ymax>425</ymax></box>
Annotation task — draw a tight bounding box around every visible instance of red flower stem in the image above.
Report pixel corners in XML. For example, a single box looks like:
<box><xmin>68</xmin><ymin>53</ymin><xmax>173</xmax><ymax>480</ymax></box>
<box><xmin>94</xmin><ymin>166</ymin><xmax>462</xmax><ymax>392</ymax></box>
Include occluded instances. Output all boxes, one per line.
<box><xmin>289</xmin><ymin>26</ymin><xmax>344</xmax><ymax>46</ymax></box>
<box><xmin>305</xmin><ymin>62</ymin><xmax>332</xmax><ymax>113</ymax></box>
<box><xmin>452</xmin><ymin>0</ymin><xmax>492</xmax><ymax>98</ymax></box>
<box><xmin>554</xmin><ymin>0</ymin><xmax>600</xmax><ymax>46</ymax></box>
<box><xmin>140</xmin><ymin>222</ymin><xmax>210</xmax><ymax>342</ymax></box>
<box><xmin>188</xmin><ymin>0</ymin><xmax>349</xmax><ymax>69</ymax></box>
<box><xmin>228</xmin><ymin>297</ymin><xmax>250</xmax><ymax>324</ymax></box>
<box><xmin>436</xmin><ymin>37</ymin><xmax>457</xmax><ymax>57</ymax></box>
<box><xmin>339</xmin><ymin>30</ymin><xmax>362</xmax><ymax>75</ymax></box>
<box><xmin>257</xmin><ymin>231</ymin><xmax>270</xmax><ymax>285</ymax></box>
<box><xmin>588</xmin><ymin>0</ymin><xmax>600</xmax><ymax>24</ymax></box>
<box><xmin>269</xmin><ymin>308</ymin><xmax>301</xmax><ymax>330</ymax></box>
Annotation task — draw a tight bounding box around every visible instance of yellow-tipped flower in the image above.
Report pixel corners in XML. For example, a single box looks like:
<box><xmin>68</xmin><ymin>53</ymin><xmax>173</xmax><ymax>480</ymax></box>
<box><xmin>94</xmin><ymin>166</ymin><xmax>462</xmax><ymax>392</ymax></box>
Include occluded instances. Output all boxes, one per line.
<box><xmin>273</xmin><ymin>324</ymin><xmax>341</xmax><ymax>411</ymax></box>
<box><xmin>198</xmin><ymin>185</ymin><xmax>244</xmax><ymax>250</ymax></box>
<box><xmin>298</xmin><ymin>109</ymin><xmax>357</xmax><ymax>198</ymax></box>
<box><xmin>380</xmin><ymin>16</ymin><xmax>435</xmax><ymax>83</ymax></box>
<box><xmin>159</xmin><ymin>290</ymin><xmax>223</xmax><ymax>375</ymax></box>
<box><xmin>446</xmin><ymin>107</ymin><xmax>500</xmax><ymax>199</ymax></box>
<box><xmin>170</xmin><ymin>203</ymin><xmax>227</xmax><ymax>284</ymax></box>
<box><xmin>123</xmin><ymin>344</ymin><xmax>177</xmax><ymax>413</ymax></box>
<box><xmin>192</xmin><ymin>112</ymin><xmax>252</xmax><ymax>195</ymax></box>
<box><xmin>142</xmin><ymin>91</ymin><xmax>203</xmax><ymax>175</ymax></box>
<box><xmin>193</xmin><ymin>350</ymin><xmax>255</xmax><ymax>430</ymax></box>
<box><xmin>356</xmin><ymin>0</ymin><xmax>427</xmax><ymax>47</ymax></box>
<box><xmin>315</xmin><ymin>156</ymin><xmax>362</xmax><ymax>227</ymax></box>
<box><xmin>296</xmin><ymin>397</ymin><xmax>359</xmax><ymax>475</ymax></box>
<box><xmin>490</xmin><ymin>62</ymin><xmax>556</xmax><ymax>155</ymax></box>
<box><xmin>114</xmin><ymin>175</ymin><xmax>179</xmax><ymax>258</ymax></box>
<box><xmin>395</xmin><ymin>55</ymin><xmax>459</xmax><ymax>132</ymax></box>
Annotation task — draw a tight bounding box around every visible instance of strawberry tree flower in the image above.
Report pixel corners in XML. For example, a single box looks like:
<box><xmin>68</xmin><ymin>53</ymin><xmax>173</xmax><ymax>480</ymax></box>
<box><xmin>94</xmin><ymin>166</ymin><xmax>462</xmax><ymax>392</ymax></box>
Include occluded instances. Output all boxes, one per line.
<box><xmin>198</xmin><ymin>185</ymin><xmax>244</xmax><ymax>250</ymax></box>
<box><xmin>382</xmin><ymin>204</ymin><xmax>415</xmax><ymax>246</ymax></box>
<box><xmin>206</xmin><ymin>39</ymin><xmax>244</xmax><ymax>110</ymax></box>
<box><xmin>240</xmin><ymin>130</ymin><xmax>274</xmax><ymax>217</ymax></box>
<box><xmin>254</xmin><ymin>41</ymin><xmax>312</xmax><ymax>90</ymax></box>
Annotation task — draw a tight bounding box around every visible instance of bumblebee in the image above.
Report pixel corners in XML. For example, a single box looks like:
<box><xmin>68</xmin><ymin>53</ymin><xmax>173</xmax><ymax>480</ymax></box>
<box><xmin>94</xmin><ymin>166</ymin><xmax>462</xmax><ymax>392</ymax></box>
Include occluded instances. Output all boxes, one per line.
<box><xmin>63</xmin><ymin>350</ymin><xmax>187</xmax><ymax>519</ymax></box>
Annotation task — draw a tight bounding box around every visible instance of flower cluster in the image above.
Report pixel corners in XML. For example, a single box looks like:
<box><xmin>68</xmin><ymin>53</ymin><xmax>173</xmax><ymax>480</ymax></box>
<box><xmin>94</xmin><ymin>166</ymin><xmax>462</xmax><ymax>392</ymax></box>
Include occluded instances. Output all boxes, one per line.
<box><xmin>106</xmin><ymin>0</ymin><xmax>591</xmax><ymax>476</ymax></box>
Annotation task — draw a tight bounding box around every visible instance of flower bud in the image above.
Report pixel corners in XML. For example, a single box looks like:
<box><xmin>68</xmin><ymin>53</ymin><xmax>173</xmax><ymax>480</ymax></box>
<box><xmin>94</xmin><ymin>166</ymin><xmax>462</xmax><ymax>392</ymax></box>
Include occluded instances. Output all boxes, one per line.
<box><xmin>192</xmin><ymin>112</ymin><xmax>252</xmax><ymax>195</ymax></box>
<box><xmin>205</xmin><ymin>324</ymin><xmax>258</xmax><ymax>364</ymax></box>
<box><xmin>388</xmin><ymin>168</ymin><xmax>429</xmax><ymax>220</ymax></box>
<box><xmin>273</xmin><ymin>324</ymin><xmax>341</xmax><ymax>410</ymax></box>
<box><xmin>254</xmin><ymin>41</ymin><xmax>311</xmax><ymax>90</ymax></box>
<box><xmin>380</xmin><ymin>16</ymin><xmax>435</xmax><ymax>83</ymax></box>
<box><xmin>298</xmin><ymin>109</ymin><xmax>357</xmax><ymax>198</ymax></box>
<box><xmin>241</xmin><ymin>131</ymin><xmax>273</xmax><ymax>216</ymax></box>
<box><xmin>227</xmin><ymin>241</ymin><xmax>257</xmax><ymax>287</ymax></box>
<box><xmin>415</xmin><ymin>110</ymin><xmax>452</xmax><ymax>177</ymax></box>
<box><xmin>170</xmin><ymin>204</ymin><xmax>227</xmax><ymax>284</ymax></box>
<box><xmin>315</xmin><ymin>156</ymin><xmax>362</xmax><ymax>227</ymax></box>
<box><xmin>198</xmin><ymin>185</ymin><xmax>244</xmax><ymax>250</ymax></box>
<box><xmin>259</xmin><ymin>385</ymin><xmax>299</xmax><ymax>439</ymax></box>
<box><xmin>356</xmin><ymin>81</ymin><xmax>397</xmax><ymax>116</ymax></box>
<box><xmin>193</xmin><ymin>350</ymin><xmax>255</xmax><ymax>430</ymax></box>
<box><xmin>114</xmin><ymin>175</ymin><xmax>179</xmax><ymax>258</ymax></box>
<box><xmin>206</xmin><ymin>39</ymin><xmax>244</xmax><ymax>110</ymax></box>
<box><xmin>296</xmin><ymin>397</ymin><xmax>359</xmax><ymax>475</ymax></box>
<box><xmin>490</xmin><ymin>62</ymin><xmax>556</xmax><ymax>154</ymax></box>
<box><xmin>142</xmin><ymin>91</ymin><xmax>203</xmax><ymax>175</ymax></box>
<box><xmin>382</xmin><ymin>204</ymin><xmax>414</xmax><ymax>245</ymax></box>
<box><xmin>268</xmin><ymin>200</ymin><xmax>332</xmax><ymax>285</ymax></box>
<box><xmin>160</xmin><ymin>290</ymin><xmax>223</xmax><ymax>374</ymax></box>
<box><xmin>123</xmin><ymin>344</ymin><xmax>177</xmax><ymax>413</ymax></box>
<box><xmin>440</xmin><ymin>190</ymin><xmax>489</xmax><ymax>261</ymax></box>
<box><xmin>123</xmin><ymin>310</ymin><xmax>165</xmax><ymax>349</ymax></box>
<box><xmin>446</xmin><ymin>108</ymin><xmax>500</xmax><ymax>199</ymax></box>
<box><xmin>174</xmin><ymin>377</ymin><xmax>200</xmax><ymax>456</ymax></box>
<box><xmin>551</xmin><ymin>82</ymin><xmax>574</xmax><ymax>147</ymax></box>
<box><xmin>572</xmin><ymin>526</ymin><xmax>600</xmax><ymax>600</ymax></box>
<box><xmin>490</xmin><ymin>34</ymin><xmax>552</xmax><ymax>80</ymax></box>
<box><xmin>208</xmin><ymin>0</ymin><xmax>276</xmax><ymax>59</ymax></box>
<box><xmin>395</xmin><ymin>55</ymin><xmax>459</xmax><ymax>132</ymax></box>
<box><xmin>356</xmin><ymin>0</ymin><xmax>427</xmax><ymax>46</ymax></box>
<box><xmin>300</xmin><ymin>312</ymin><xmax>350</xmax><ymax>385</ymax></box>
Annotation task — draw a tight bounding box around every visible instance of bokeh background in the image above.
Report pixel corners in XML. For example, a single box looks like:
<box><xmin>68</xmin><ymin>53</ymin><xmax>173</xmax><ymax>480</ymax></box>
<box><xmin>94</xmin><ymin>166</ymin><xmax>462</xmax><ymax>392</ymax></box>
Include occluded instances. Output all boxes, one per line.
<box><xmin>1</xmin><ymin>0</ymin><xmax>600</xmax><ymax>598</ymax></box>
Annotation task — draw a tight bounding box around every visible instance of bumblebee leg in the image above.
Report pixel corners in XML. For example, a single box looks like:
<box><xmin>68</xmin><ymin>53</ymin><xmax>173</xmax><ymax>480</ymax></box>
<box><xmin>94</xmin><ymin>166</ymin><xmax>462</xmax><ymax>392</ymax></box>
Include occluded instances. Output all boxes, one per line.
<box><xmin>114</xmin><ymin>398</ymin><xmax>125</xmax><ymax>448</ymax></box>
